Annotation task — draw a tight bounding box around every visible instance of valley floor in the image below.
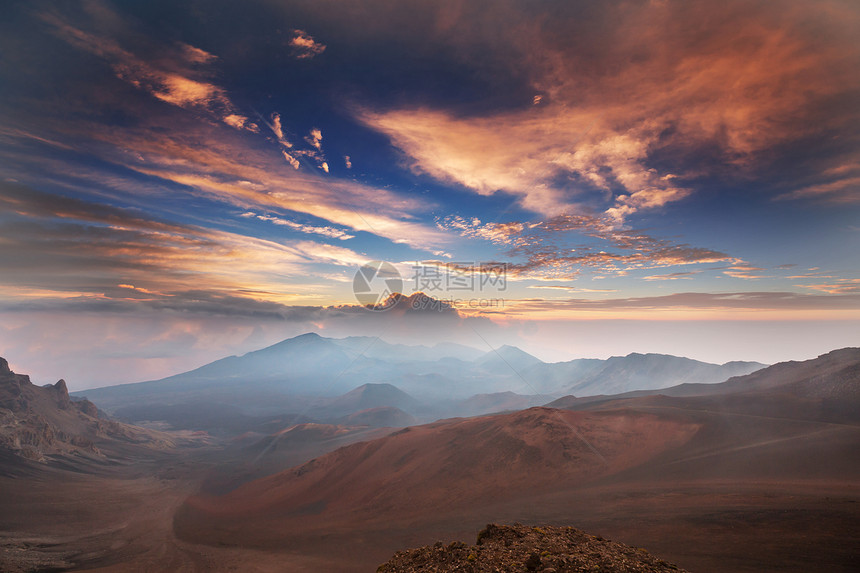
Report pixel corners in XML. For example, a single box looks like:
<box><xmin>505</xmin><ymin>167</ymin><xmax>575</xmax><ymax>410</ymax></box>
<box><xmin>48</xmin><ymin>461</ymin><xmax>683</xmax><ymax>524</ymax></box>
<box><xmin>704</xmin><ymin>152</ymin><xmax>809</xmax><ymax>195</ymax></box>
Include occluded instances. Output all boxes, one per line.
<box><xmin>0</xmin><ymin>452</ymin><xmax>350</xmax><ymax>572</ymax></box>
<box><xmin>1</xmin><ymin>419</ymin><xmax>858</xmax><ymax>572</ymax></box>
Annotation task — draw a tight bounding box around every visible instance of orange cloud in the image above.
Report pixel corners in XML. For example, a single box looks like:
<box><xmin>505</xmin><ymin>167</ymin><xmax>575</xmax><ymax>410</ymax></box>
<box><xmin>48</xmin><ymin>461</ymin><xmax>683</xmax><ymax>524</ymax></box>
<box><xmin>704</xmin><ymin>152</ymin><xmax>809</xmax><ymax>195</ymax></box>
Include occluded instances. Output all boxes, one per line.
<box><xmin>439</xmin><ymin>213</ymin><xmax>732</xmax><ymax>278</ymax></box>
<box><xmin>498</xmin><ymin>291</ymin><xmax>860</xmax><ymax>321</ymax></box>
<box><xmin>779</xmin><ymin>176</ymin><xmax>860</xmax><ymax>203</ymax></box>
<box><xmin>44</xmin><ymin>13</ymin><xmax>257</xmax><ymax>133</ymax></box>
<box><xmin>0</xmin><ymin>183</ymin><xmax>370</xmax><ymax>304</ymax></box>
<box><xmin>34</xmin><ymin>104</ymin><xmax>452</xmax><ymax>250</ymax></box>
<box><xmin>358</xmin><ymin>0</ymin><xmax>860</xmax><ymax>219</ymax></box>
<box><xmin>290</xmin><ymin>30</ymin><xmax>326</xmax><ymax>59</ymax></box>
<box><xmin>798</xmin><ymin>279</ymin><xmax>860</xmax><ymax>294</ymax></box>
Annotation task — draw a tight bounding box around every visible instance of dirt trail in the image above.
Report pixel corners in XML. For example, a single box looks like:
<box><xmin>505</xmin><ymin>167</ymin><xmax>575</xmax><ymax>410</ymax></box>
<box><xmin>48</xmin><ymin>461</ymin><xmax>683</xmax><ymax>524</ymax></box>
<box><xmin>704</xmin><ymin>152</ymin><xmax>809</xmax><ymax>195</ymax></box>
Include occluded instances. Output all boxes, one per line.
<box><xmin>0</xmin><ymin>455</ymin><xmax>350</xmax><ymax>572</ymax></box>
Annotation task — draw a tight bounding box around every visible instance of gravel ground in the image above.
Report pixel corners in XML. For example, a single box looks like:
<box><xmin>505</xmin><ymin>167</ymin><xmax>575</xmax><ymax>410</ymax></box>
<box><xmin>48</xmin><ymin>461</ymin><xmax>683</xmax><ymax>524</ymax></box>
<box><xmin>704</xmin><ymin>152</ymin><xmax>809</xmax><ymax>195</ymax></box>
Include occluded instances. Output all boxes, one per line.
<box><xmin>377</xmin><ymin>523</ymin><xmax>689</xmax><ymax>573</ymax></box>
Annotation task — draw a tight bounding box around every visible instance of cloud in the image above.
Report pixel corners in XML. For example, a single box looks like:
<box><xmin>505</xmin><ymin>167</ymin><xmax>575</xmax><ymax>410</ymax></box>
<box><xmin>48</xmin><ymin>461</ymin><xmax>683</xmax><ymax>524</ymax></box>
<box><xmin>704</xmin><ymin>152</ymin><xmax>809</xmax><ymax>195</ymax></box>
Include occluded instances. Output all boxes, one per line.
<box><xmin>306</xmin><ymin>128</ymin><xmax>323</xmax><ymax>150</ymax></box>
<box><xmin>526</xmin><ymin>285</ymin><xmax>617</xmax><ymax>293</ymax></box>
<box><xmin>440</xmin><ymin>213</ymin><xmax>733</xmax><ymax>278</ymax></box>
<box><xmin>723</xmin><ymin>264</ymin><xmax>767</xmax><ymax>280</ymax></box>
<box><xmin>644</xmin><ymin>271</ymin><xmax>700</xmax><ymax>281</ymax></box>
<box><xmin>439</xmin><ymin>216</ymin><xmax>526</xmax><ymax>246</ymax></box>
<box><xmin>223</xmin><ymin>114</ymin><xmax>257</xmax><ymax>131</ymax></box>
<box><xmin>290</xmin><ymin>30</ymin><xmax>326</xmax><ymax>59</ymax></box>
<box><xmin>44</xmin><ymin>13</ymin><xmax>258</xmax><ymax>133</ymax></box>
<box><xmin>356</xmin><ymin>0</ymin><xmax>860</xmax><ymax>220</ymax></box>
<box><xmin>797</xmin><ymin>279</ymin><xmax>860</xmax><ymax>294</ymax></box>
<box><xmin>779</xmin><ymin>176</ymin><xmax>860</xmax><ymax>203</ymax></box>
<box><xmin>0</xmin><ymin>182</ymin><xmax>371</xmax><ymax>304</ymax></box>
<box><xmin>248</xmin><ymin>213</ymin><xmax>355</xmax><ymax>240</ymax></box>
<box><xmin>358</xmin><ymin>105</ymin><xmax>693</xmax><ymax>222</ymax></box>
<box><xmin>263</xmin><ymin>112</ymin><xmax>294</xmax><ymax>148</ymax></box>
<box><xmin>179</xmin><ymin>42</ymin><xmax>217</xmax><ymax>64</ymax></box>
<box><xmin>507</xmin><ymin>291</ymin><xmax>860</xmax><ymax>315</ymax></box>
<box><xmin>281</xmin><ymin>150</ymin><xmax>301</xmax><ymax>169</ymax></box>
<box><xmin>0</xmin><ymin>85</ymin><xmax>449</xmax><ymax>252</ymax></box>
<box><xmin>122</xmin><ymin>158</ymin><xmax>446</xmax><ymax>249</ymax></box>
<box><xmin>0</xmin><ymin>292</ymin><xmax>488</xmax><ymax>388</ymax></box>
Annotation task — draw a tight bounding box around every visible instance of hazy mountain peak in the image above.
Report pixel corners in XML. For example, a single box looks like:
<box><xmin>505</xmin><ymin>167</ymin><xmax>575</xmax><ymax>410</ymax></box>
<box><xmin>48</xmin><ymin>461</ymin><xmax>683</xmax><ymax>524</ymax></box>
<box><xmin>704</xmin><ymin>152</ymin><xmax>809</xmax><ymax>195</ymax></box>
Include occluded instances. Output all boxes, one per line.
<box><xmin>476</xmin><ymin>345</ymin><xmax>544</xmax><ymax>370</ymax></box>
<box><xmin>348</xmin><ymin>382</ymin><xmax>400</xmax><ymax>393</ymax></box>
<box><xmin>257</xmin><ymin>331</ymin><xmax>327</xmax><ymax>350</ymax></box>
<box><xmin>373</xmin><ymin>291</ymin><xmax>460</xmax><ymax>315</ymax></box>
<box><xmin>293</xmin><ymin>332</ymin><xmax>324</xmax><ymax>341</ymax></box>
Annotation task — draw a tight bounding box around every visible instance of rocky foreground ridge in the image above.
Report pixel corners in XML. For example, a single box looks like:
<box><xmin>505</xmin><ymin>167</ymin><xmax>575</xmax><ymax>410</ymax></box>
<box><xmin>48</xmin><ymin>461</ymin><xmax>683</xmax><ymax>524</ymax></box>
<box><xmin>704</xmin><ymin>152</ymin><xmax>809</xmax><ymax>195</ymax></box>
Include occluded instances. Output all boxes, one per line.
<box><xmin>377</xmin><ymin>523</ymin><xmax>688</xmax><ymax>573</ymax></box>
<box><xmin>0</xmin><ymin>357</ymin><xmax>173</xmax><ymax>462</ymax></box>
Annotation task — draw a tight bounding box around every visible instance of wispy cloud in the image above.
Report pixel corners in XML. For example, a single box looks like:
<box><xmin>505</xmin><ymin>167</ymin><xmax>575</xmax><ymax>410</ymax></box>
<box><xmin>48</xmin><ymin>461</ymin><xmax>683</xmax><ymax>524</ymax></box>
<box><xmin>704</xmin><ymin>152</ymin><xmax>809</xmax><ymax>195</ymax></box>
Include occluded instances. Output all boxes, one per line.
<box><xmin>439</xmin><ymin>216</ymin><xmax>526</xmax><ymax>246</ymax></box>
<box><xmin>267</xmin><ymin>112</ymin><xmax>293</xmax><ymax>148</ymax></box>
<box><xmin>526</xmin><ymin>285</ymin><xmax>617</xmax><ymax>293</ymax></box>
<box><xmin>439</xmin><ymin>214</ymin><xmax>732</xmax><ymax>278</ymax></box>
<box><xmin>779</xmin><ymin>176</ymin><xmax>860</xmax><ymax>203</ymax></box>
<box><xmin>505</xmin><ymin>291</ymin><xmax>860</xmax><ymax>317</ymax></box>
<box><xmin>723</xmin><ymin>265</ymin><xmax>767</xmax><ymax>280</ymax></box>
<box><xmin>0</xmin><ymin>43</ymin><xmax>449</xmax><ymax>254</ymax></box>
<box><xmin>247</xmin><ymin>212</ymin><xmax>355</xmax><ymax>240</ymax></box>
<box><xmin>644</xmin><ymin>271</ymin><xmax>701</xmax><ymax>281</ymax></box>
<box><xmin>44</xmin><ymin>13</ymin><xmax>257</xmax><ymax>132</ymax></box>
<box><xmin>290</xmin><ymin>30</ymin><xmax>326</xmax><ymax>59</ymax></box>
<box><xmin>0</xmin><ymin>182</ymin><xmax>368</xmax><ymax>303</ymax></box>
<box><xmin>281</xmin><ymin>150</ymin><xmax>301</xmax><ymax>170</ymax></box>
<box><xmin>797</xmin><ymin>279</ymin><xmax>860</xmax><ymax>294</ymax></box>
<box><xmin>113</xmin><ymin>136</ymin><xmax>447</xmax><ymax>249</ymax></box>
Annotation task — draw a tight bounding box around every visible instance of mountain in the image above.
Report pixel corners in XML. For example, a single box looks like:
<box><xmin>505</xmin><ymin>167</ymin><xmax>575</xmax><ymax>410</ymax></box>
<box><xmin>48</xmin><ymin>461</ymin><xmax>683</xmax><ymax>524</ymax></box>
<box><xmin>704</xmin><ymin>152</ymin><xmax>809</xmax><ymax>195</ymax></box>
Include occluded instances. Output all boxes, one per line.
<box><xmin>310</xmin><ymin>383</ymin><xmax>422</xmax><ymax>419</ymax></box>
<box><xmin>175</xmin><ymin>348</ymin><xmax>860</xmax><ymax>572</ymax></box>
<box><xmin>78</xmin><ymin>332</ymin><xmax>362</xmax><ymax>410</ymax></box>
<box><xmin>452</xmin><ymin>391</ymin><xmax>550</xmax><ymax>417</ymax></box>
<box><xmin>337</xmin><ymin>407</ymin><xmax>417</xmax><ymax>428</ymax></box>
<box><xmin>176</xmin><ymin>406</ymin><xmax>699</xmax><ymax>542</ymax></box>
<box><xmin>74</xmin><ymin>332</ymin><xmax>766</xmax><ymax>432</ymax></box>
<box><xmin>548</xmin><ymin>347</ymin><xmax>860</xmax><ymax>420</ymax></box>
<box><xmin>519</xmin><ymin>358</ymin><xmax>607</xmax><ymax>394</ymax></box>
<box><xmin>335</xmin><ymin>337</ymin><xmax>483</xmax><ymax>363</ymax></box>
<box><xmin>198</xmin><ymin>421</ymin><xmax>397</xmax><ymax>495</ymax></box>
<box><xmin>0</xmin><ymin>357</ymin><xmax>176</xmax><ymax>464</ymax></box>
<box><xmin>563</xmin><ymin>352</ymin><xmax>766</xmax><ymax>396</ymax></box>
<box><xmin>474</xmin><ymin>345</ymin><xmax>544</xmax><ymax>374</ymax></box>
<box><xmin>661</xmin><ymin>346</ymin><xmax>860</xmax><ymax>398</ymax></box>
<box><xmin>370</xmin><ymin>291</ymin><xmax>460</xmax><ymax>315</ymax></box>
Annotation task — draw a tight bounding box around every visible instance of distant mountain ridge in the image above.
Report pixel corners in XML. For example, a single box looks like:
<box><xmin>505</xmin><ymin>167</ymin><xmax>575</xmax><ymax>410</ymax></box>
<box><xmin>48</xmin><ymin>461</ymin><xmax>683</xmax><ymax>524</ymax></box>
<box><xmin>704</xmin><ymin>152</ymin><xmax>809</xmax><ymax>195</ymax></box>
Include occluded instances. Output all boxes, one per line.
<box><xmin>547</xmin><ymin>347</ymin><xmax>860</xmax><ymax>423</ymax></box>
<box><xmin>565</xmin><ymin>352</ymin><xmax>766</xmax><ymax>396</ymax></box>
<box><xmin>74</xmin><ymin>332</ymin><xmax>767</xmax><ymax>430</ymax></box>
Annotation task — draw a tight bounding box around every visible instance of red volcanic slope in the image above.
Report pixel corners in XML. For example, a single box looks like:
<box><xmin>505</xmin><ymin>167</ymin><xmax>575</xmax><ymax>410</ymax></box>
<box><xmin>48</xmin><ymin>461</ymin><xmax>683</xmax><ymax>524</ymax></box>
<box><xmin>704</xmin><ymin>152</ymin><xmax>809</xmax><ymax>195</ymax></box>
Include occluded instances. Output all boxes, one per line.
<box><xmin>178</xmin><ymin>407</ymin><xmax>699</xmax><ymax>540</ymax></box>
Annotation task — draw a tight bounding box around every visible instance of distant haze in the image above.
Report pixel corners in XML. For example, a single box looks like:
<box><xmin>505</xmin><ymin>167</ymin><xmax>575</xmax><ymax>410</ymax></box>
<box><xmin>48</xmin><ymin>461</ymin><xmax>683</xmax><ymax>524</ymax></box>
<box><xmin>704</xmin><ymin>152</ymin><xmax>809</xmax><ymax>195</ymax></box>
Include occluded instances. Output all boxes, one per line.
<box><xmin>2</xmin><ymin>308</ymin><xmax>855</xmax><ymax>390</ymax></box>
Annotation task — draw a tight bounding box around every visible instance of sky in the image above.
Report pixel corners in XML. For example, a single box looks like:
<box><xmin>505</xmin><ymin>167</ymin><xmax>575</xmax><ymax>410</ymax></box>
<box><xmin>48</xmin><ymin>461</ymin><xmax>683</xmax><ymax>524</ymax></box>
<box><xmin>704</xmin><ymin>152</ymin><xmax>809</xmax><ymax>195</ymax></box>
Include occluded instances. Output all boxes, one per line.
<box><xmin>0</xmin><ymin>0</ymin><xmax>859</xmax><ymax>389</ymax></box>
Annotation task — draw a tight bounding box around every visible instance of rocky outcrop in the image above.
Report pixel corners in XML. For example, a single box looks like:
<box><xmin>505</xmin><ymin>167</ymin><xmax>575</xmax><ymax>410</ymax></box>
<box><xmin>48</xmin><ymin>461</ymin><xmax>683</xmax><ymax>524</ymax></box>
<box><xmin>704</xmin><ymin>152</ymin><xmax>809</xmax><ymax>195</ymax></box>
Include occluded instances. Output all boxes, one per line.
<box><xmin>73</xmin><ymin>397</ymin><xmax>100</xmax><ymax>417</ymax></box>
<box><xmin>0</xmin><ymin>357</ymin><xmax>175</xmax><ymax>463</ymax></box>
<box><xmin>46</xmin><ymin>379</ymin><xmax>72</xmax><ymax>410</ymax></box>
<box><xmin>0</xmin><ymin>358</ymin><xmax>30</xmax><ymax>412</ymax></box>
<box><xmin>378</xmin><ymin>523</ymin><xmax>689</xmax><ymax>572</ymax></box>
